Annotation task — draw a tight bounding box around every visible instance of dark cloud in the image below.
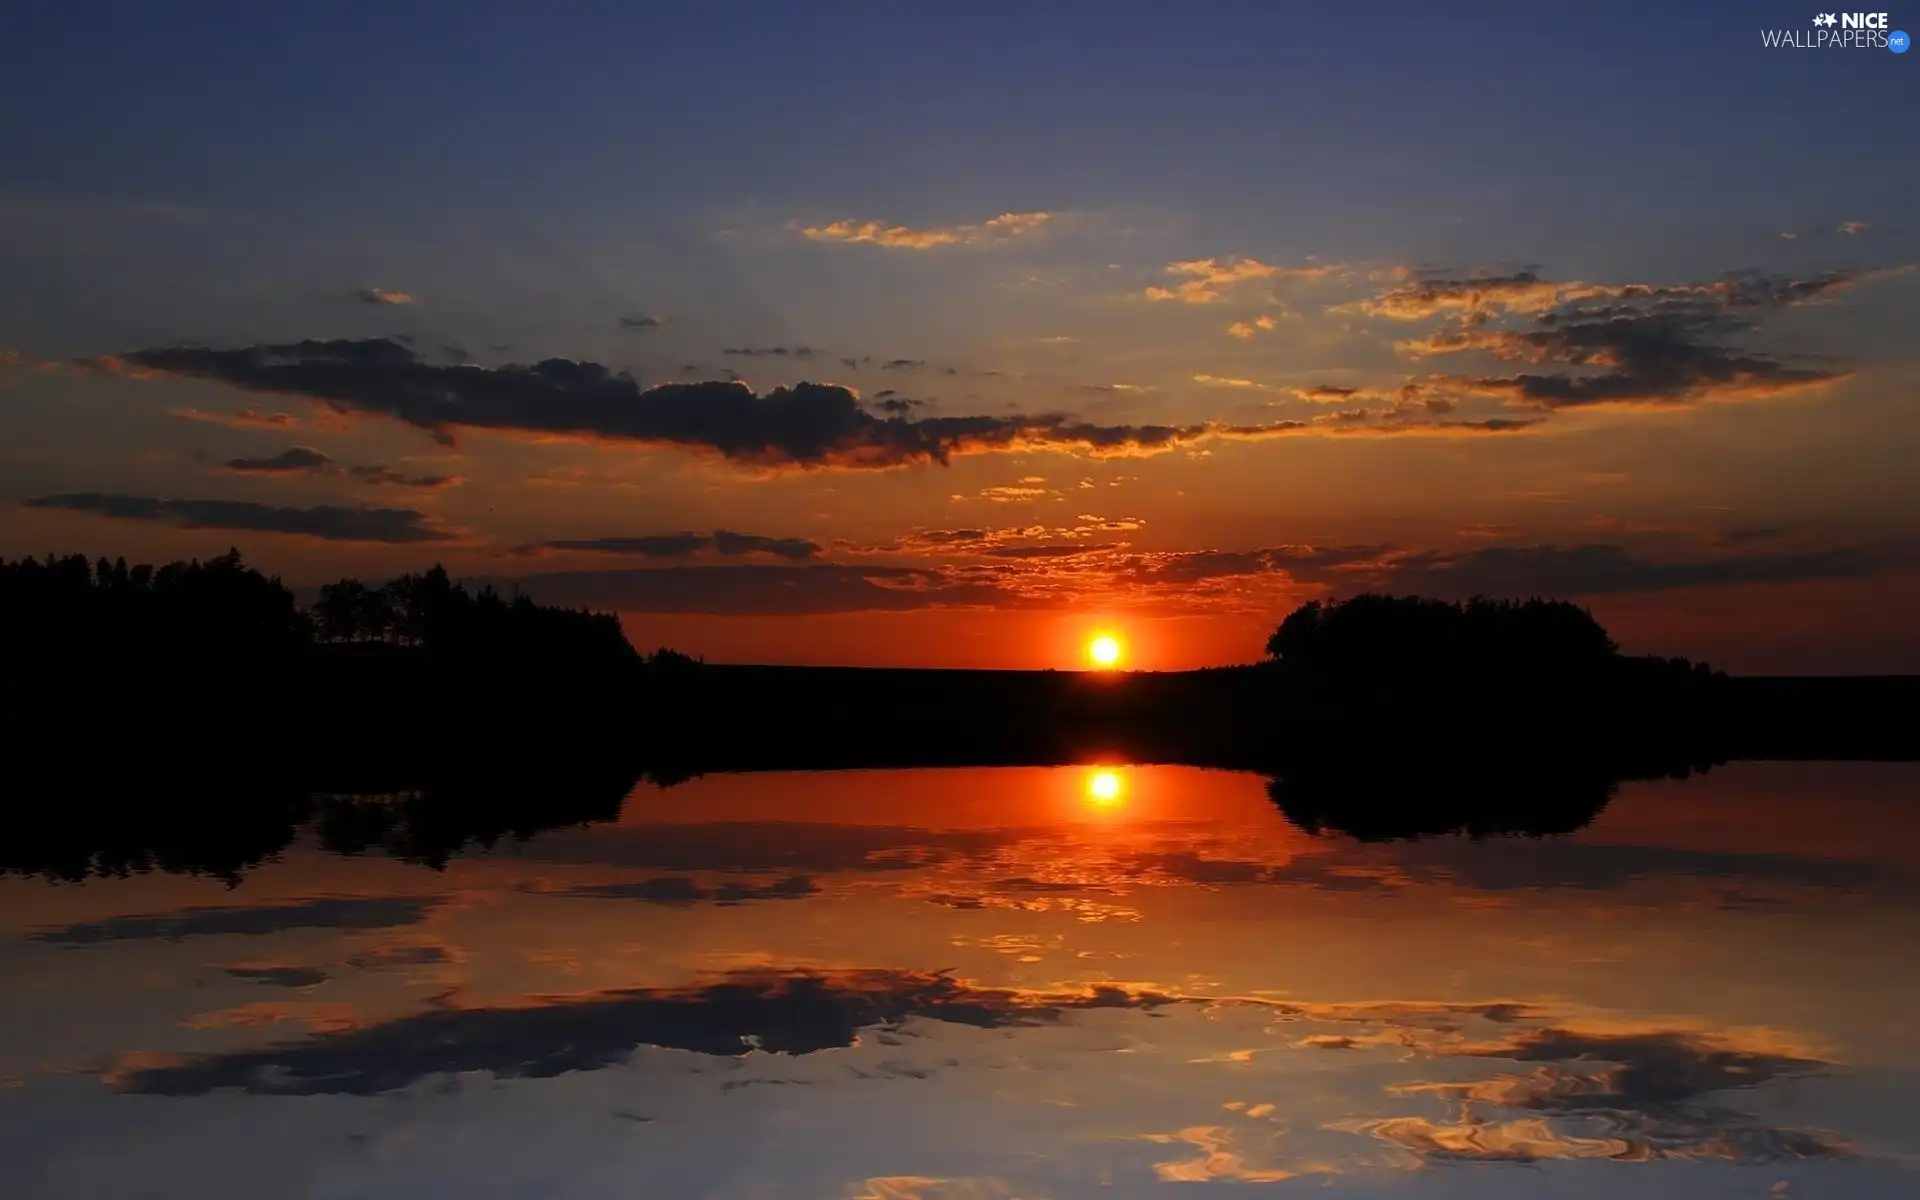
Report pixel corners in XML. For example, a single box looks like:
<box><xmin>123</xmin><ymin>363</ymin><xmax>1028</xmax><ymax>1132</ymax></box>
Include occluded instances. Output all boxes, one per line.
<box><xmin>1377</xmin><ymin>542</ymin><xmax>1887</xmax><ymax>599</ymax></box>
<box><xmin>1123</xmin><ymin>545</ymin><xmax>1392</xmax><ymax>585</ymax></box>
<box><xmin>712</xmin><ymin>531</ymin><xmax>820</xmax><ymax>560</ymax></box>
<box><xmin>494</xmin><ymin>534</ymin><xmax>1900</xmax><ymax>614</ymax></box>
<box><xmin>345</xmin><ymin>944</ymin><xmax>454</xmax><ymax>970</ymax></box>
<box><xmin>722</xmin><ymin>345</ymin><xmax>815</xmax><ymax>358</ymax></box>
<box><xmin>1467</xmin><ymin>329</ymin><xmax>1844</xmax><ymax>410</ymax></box>
<box><xmin>97</xmin><ymin>339</ymin><xmax>1308</xmax><ymax>469</ymax></box>
<box><xmin>618</xmin><ymin>315</ymin><xmax>663</xmax><ymax>330</ymax></box>
<box><xmin>511</xmin><ymin>564</ymin><xmax>1030</xmax><ymax>615</ymax></box>
<box><xmin>224</xmin><ymin>965</ymin><xmax>330</xmax><ymax>988</ymax></box>
<box><xmin>1468</xmin><ymin>1027</ymin><xmax>1822</xmax><ymax>1101</ymax></box>
<box><xmin>1382</xmin><ymin>269</ymin><xmax>1865</xmax><ymax>410</ymax></box>
<box><xmin>23</xmin><ymin>493</ymin><xmax>458</xmax><ymax>543</ymax></box>
<box><xmin>1364</xmin><ymin>1026</ymin><xmax>1845</xmax><ymax>1163</ymax></box>
<box><xmin>881</xmin><ymin>358</ymin><xmax>925</xmax><ymax>370</ymax></box>
<box><xmin>540</xmin><ymin>533</ymin><xmax>704</xmax><ymax>558</ymax></box>
<box><xmin>441</xmin><ymin>345</ymin><xmax>470</xmax><ymax>365</ymax></box>
<box><xmin>347</xmin><ymin>464</ymin><xmax>463</xmax><ymax>489</ymax></box>
<box><xmin>220</xmin><ymin>448</ymin><xmax>458</xmax><ymax>489</ymax></box>
<box><xmin>541</xmin><ymin>875</ymin><xmax>819</xmax><ymax>904</ymax></box>
<box><xmin>532</xmin><ymin>531</ymin><xmax>822</xmax><ymax>561</ymax></box>
<box><xmin>1092</xmin><ymin>539</ymin><xmax>1894</xmax><ymax>603</ymax></box>
<box><xmin>1293</xmin><ymin>384</ymin><xmax>1364</xmax><ymax>403</ymax></box>
<box><xmin>32</xmin><ymin>896</ymin><xmax>440</xmax><ymax>946</ymax></box>
<box><xmin>111</xmin><ymin>967</ymin><xmax>1174</xmax><ymax>1095</ymax></box>
<box><xmin>910</xmin><ymin>529</ymin><xmax>989</xmax><ymax>546</ymax></box>
<box><xmin>224</xmin><ymin>446</ymin><xmax>334</xmax><ymax>474</ymax></box>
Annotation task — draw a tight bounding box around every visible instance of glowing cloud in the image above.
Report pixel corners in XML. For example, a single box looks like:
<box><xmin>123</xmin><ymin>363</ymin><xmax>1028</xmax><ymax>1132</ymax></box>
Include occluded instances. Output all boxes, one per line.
<box><xmin>352</xmin><ymin>287</ymin><xmax>415</xmax><ymax>306</ymax></box>
<box><xmin>801</xmin><ymin>211</ymin><xmax>1052</xmax><ymax>250</ymax></box>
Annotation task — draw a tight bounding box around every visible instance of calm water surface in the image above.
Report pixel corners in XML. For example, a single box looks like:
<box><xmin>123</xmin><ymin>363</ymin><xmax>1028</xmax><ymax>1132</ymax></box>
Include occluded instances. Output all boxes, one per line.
<box><xmin>2</xmin><ymin>762</ymin><xmax>1917</xmax><ymax>1198</ymax></box>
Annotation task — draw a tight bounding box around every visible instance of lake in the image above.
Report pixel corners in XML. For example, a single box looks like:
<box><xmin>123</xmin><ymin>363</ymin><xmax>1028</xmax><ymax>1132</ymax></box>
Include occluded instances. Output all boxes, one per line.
<box><xmin>2</xmin><ymin>761</ymin><xmax>1916</xmax><ymax>1198</ymax></box>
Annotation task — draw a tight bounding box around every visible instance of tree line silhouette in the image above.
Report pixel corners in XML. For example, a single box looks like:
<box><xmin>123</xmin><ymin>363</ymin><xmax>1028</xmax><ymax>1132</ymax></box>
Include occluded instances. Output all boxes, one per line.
<box><xmin>3</xmin><ymin>552</ymin><xmax>1908</xmax><ymax>882</ymax></box>
<box><xmin>3</xmin><ymin>552</ymin><xmax>1711</xmax><ymax>679</ymax></box>
<box><xmin>0</xmin><ymin>551</ymin><xmax>641</xmax><ymax>664</ymax></box>
<box><xmin>1262</xmin><ymin>594</ymin><xmax>1721</xmax><ymax>682</ymax></box>
<box><xmin>17</xmin><ymin>546</ymin><xmax>1911</xmax><ymax>770</ymax></box>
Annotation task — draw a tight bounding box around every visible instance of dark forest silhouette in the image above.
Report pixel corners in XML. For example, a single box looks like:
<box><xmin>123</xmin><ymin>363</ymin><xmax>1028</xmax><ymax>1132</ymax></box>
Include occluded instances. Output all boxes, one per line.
<box><xmin>1268</xmin><ymin>594</ymin><xmax>1620</xmax><ymax>668</ymax></box>
<box><xmin>3</xmin><ymin>550</ymin><xmax>1915</xmax><ymax>884</ymax></box>
<box><xmin>3</xmin><ymin>546</ymin><xmax>1916</xmax><ymax>873</ymax></box>
<box><xmin>0</xmin><ymin>549</ymin><xmax>308</xmax><ymax>659</ymax></box>
<box><xmin>309</xmin><ymin>566</ymin><xmax>636</xmax><ymax>661</ymax></box>
<box><xmin>0</xmin><ymin>551</ymin><xmax>639</xmax><ymax>664</ymax></box>
<box><xmin>7</xmin><ymin>550</ymin><xmax>1697</xmax><ymax>672</ymax></box>
<box><xmin>1262</xmin><ymin>594</ymin><xmax>1722</xmax><ymax>684</ymax></box>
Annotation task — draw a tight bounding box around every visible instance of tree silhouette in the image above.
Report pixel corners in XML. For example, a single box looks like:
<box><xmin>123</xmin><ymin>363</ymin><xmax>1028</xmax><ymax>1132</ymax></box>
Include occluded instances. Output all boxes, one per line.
<box><xmin>2</xmin><ymin>550</ymin><xmax>643</xmax><ymax>664</ymax></box>
<box><xmin>1265</xmin><ymin>594</ymin><xmax>1621</xmax><ymax>673</ymax></box>
<box><xmin>314</xmin><ymin>578</ymin><xmax>373</xmax><ymax>642</ymax></box>
<box><xmin>0</xmin><ymin>548</ymin><xmax>309</xmax><ymax>661</ymax></box>
<box><xmin>309</xmin><ymin>567</ymin><xmax>635</xmax><ymax>660</ymax></box>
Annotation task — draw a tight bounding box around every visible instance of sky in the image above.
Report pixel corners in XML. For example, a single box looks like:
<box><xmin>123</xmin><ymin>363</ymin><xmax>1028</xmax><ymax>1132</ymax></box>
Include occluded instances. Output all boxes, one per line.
<box><xmin>2</xmin><ymin>0</ymin><xmax>1917</xmax><ymax>671</ymax></box>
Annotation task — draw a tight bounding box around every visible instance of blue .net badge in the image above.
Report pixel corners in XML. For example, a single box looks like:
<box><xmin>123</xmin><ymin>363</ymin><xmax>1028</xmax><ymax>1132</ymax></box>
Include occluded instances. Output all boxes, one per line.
<box><xmin>1891</xmin><ymin>29</ymin><xmax>1911</xmax><ymax>52</ymax></box>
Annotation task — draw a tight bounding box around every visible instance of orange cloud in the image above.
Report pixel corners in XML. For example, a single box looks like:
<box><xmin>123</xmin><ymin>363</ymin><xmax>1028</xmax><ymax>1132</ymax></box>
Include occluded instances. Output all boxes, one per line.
<box><xmin>1147</xmin><ymin>257</ymin><xmax>1332</xmax><ymax>303</ymax></box>
<box><xmin>1192</xmin><ymin>373</ymin><xmax>1267</xmax><ymax>389</ymax></box>
<box><xmin>1225</xmin><ymin>313</ymin><xmax>1282</xmax><ymax>338</ymax></box>
<box><xmin>801</xmin><ymin>211</ymin><xmax>1052</xmax><ymax>249</ymax></box>
<box><xmin>1349</xmin><ymin>271</ymin><xmax>1611</xmax><ymax>320</ymax></box>
<box><xmin>168</xmin><ymin>406</ymin><xmax>301</xmax><ymax>429</ymax></box>
<box><xmin>848</xmin><ymin>1177</ymin><xmax>1020</xmax><ymax>1200</ymax></box>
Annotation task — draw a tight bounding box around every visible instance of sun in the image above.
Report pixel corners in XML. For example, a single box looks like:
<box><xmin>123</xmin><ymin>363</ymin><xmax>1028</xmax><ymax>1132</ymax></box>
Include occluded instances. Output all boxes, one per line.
<box><xmin>1086</xmin><ymin>769</ymin><xmax>1125</xmax><ymax>807</ymax></box>
<box><xmin>1087</xmin><ymin>633</ymin><xmax>1123</xmax><ymax>668</ymax></box>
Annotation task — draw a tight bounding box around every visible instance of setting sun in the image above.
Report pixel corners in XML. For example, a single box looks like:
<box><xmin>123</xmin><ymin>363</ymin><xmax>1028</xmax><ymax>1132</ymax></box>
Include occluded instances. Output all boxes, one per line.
<box><xmin>1086</xmin><ymin>769</ymin><xmax>1125</xmax><ymax>806</ymax></box>
<box><xmin>1087</xmin><ymin>633</ymin><xmax>1123</xmax><ymax>669</ymax></box>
